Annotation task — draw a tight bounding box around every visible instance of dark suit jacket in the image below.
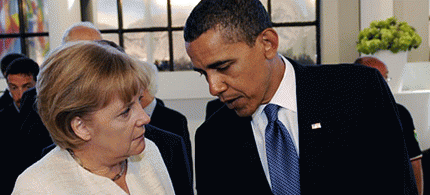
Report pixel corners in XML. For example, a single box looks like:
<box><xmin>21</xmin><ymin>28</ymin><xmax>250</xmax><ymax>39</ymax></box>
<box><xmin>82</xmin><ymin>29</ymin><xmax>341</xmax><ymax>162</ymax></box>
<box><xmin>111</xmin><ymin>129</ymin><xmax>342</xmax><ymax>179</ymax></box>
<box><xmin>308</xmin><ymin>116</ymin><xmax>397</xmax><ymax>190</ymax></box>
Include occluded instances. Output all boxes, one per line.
<box><xmin>195</xmin><ymin>59</ymin><xmax>417</xmax><ymax>195</ymax></box>
<box><xmin>0</xmin><ymin>90</ymin><xmax>21</xmax><ymax>194</ymax></box>
<box><xmin>205</xmin><ymin>98</ymin><xmax>224</xmax><ymax>120</ymax></box>
<box><xmin>1</xmin><ymin>88</ymin><xmax>52</xmax><ymax>194</ymax></box>
<box><xmin>149</xmin><ymin>98</ymin><xmax>193</xmax><ymax>177</ymax></box>
<box><xmin>0</xmin><ymin>89</ymin><xmax>20</xmax><ymax>130</ymax></box>
<box><xmin>144</xmin><ymin>124</ymin><xmax>194</xmax><ymax>195</ymax></box>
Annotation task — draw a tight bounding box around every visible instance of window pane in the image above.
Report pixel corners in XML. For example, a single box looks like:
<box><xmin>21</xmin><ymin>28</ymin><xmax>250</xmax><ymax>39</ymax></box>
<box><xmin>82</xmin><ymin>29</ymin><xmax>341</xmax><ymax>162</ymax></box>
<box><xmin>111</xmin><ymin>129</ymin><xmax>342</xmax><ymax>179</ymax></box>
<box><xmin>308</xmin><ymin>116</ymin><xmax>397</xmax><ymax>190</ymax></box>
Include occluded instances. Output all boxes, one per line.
<box><xmin>95</xmin><ymin>0</ymin><xmax>119</xmax><ymax>29</ymax></box>
<box><xmin>24</xmin><ymin>0</ymin><xmax>49</xmax><ymax>33</ymax></box>
<box><xmin>0</xmin><ymin>38</ymin><xmax>21</xmax><ymax>60</ymax></box>
<box><xmin>124</xmin><ymin>32</ymin><xmax>169</xmax><ymax>70</ymax></box>
<box><xmin>123</xmin><ymin>0</ymin><xmax>167</xmax><ymax>28</ymax></box>
<box><xmin>276</xmin><ymin>26</ymin><xmax>316</xmax><ymax>65</ymax></box>
<box><xmin>173</xmin><ymin>31</ymin><xmax>192</xmax><ymax>71</ymax></box>
<box><xmin>0</xmin><ymin>0</ymin><xmax>20</xmax><ymax>34</ymax></box>
<box><xmin>26</xmin><ymin>36</ymin><xmax>49</xmax><ymax>65</ymax></box>
<box><xmin>171</xmin><ymin>0</ymin><xmax>199</xmax><ymax>27</ymax></box>
<box><xmin>101</xmin><ymin>33</ymin><xmax>120</xmax><ymax>45</ymax></box>
<box><xmin>271</xmin><ymin>0</ymin><xmax>316</xmax><ymax>23</ymax></box>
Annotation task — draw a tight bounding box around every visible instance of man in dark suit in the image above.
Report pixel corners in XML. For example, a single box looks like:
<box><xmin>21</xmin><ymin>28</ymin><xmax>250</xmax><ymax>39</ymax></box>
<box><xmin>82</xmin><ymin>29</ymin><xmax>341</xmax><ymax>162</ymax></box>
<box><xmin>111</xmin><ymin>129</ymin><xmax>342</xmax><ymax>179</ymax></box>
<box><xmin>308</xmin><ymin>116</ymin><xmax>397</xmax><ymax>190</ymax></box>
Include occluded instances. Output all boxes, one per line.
<box><xmin>184</xmin><ymin>0</ymin><xmax>417</xmax><ymax>194</ymax></box>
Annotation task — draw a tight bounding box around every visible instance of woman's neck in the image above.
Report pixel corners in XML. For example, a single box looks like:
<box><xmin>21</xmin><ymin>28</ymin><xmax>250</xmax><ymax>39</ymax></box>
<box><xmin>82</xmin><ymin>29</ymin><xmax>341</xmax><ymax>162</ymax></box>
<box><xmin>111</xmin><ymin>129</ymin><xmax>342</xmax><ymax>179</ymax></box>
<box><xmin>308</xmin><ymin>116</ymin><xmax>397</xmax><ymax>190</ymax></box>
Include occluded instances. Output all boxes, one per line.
<box><xmin>70</xmin><ymin>145</ymin><xmax>127</xmax><ymax>179</ymax></box>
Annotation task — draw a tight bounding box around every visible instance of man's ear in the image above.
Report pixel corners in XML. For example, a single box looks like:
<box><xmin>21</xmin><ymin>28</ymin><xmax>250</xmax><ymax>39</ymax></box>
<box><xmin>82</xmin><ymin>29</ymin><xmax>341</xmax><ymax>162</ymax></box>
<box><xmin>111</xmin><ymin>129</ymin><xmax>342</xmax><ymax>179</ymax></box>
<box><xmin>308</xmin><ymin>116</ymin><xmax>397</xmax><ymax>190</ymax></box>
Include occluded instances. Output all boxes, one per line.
<box><xmin>259</xmin><ymin>28</ymin><xmax>279</xmax><ymax>60</ymax></box>
<box><xmin>71</xmin><ymin>117</ymin><xmax>92</xmax><ymax>141</ymax></box>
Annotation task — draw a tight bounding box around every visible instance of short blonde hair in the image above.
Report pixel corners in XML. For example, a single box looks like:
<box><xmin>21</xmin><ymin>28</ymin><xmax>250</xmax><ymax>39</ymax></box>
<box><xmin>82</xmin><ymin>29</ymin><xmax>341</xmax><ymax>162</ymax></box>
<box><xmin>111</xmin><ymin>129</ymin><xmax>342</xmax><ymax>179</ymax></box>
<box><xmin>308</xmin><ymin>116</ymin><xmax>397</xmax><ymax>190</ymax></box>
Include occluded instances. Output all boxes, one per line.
<box><xmin>37</xmin><ymin>41</ymin><xmax>149</xmax><ymax>149</ymax></box>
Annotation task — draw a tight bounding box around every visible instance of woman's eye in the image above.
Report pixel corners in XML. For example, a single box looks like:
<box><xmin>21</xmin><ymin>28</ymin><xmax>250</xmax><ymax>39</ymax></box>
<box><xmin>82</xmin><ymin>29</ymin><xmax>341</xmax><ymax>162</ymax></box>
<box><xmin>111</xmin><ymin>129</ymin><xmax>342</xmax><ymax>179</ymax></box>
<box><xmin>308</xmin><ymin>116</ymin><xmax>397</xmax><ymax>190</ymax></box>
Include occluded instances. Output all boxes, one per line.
<box><xmin>120</xmin><ymin>107</ymin><xmax>131</xmax><ymax>118</ymax></box>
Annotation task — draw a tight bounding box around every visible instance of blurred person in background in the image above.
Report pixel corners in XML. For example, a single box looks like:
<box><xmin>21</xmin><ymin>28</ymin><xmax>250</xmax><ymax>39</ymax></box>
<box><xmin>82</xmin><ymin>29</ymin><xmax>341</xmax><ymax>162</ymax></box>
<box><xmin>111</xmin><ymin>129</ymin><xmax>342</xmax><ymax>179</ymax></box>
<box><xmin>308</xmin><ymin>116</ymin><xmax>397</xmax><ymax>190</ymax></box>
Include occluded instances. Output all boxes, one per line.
<box><xmin>61</xmin><ymin>21</ymin><xmax>102</xmax><ymax>43</ymax></box>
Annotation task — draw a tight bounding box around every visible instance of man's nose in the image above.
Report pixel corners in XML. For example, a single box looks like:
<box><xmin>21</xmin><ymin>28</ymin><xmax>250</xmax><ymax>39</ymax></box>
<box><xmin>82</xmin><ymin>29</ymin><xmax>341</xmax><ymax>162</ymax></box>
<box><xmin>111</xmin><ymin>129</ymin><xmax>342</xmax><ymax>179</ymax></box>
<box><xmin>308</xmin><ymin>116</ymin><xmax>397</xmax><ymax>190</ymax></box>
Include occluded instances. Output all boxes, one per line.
<box><xmin>18</xmin><ymin>88</ymin><xmax>25</xmax><ymax>99</ymax></box>
<box><xmin>207</xmin><ymin>73</ymin><xmax>228</xmax><ymax>97</ymax></box>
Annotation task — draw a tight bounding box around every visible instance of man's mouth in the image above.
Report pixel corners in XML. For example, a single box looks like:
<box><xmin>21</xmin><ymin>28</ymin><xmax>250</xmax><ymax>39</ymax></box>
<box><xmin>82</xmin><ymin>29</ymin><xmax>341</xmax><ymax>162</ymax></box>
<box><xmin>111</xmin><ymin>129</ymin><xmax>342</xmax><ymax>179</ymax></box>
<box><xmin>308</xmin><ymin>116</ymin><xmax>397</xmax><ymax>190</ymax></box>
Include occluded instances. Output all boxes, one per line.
<box><xmin>223</xmin><ymin>97</ymin><xmax>241</xmax><ymax>109</ymax></box>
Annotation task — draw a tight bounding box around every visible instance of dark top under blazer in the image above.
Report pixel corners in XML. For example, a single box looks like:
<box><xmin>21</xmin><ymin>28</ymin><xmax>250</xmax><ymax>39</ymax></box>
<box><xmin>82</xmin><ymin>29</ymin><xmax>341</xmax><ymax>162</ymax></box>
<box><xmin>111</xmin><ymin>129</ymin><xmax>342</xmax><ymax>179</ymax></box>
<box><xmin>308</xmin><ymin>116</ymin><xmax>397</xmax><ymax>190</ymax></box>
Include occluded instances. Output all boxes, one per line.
<box><xmin>195</xmin><ymin>59</ymin><xmax>417</xmax><ymax>195</ymax></box>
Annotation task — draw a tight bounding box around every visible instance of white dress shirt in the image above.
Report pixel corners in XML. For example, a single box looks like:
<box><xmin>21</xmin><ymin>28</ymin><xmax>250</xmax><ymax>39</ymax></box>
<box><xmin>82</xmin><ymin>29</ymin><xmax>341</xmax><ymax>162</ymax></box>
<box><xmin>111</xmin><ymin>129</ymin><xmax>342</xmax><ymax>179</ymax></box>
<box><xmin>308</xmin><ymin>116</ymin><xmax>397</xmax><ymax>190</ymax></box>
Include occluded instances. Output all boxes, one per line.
<box><xmin>12</xmin><ymin>139</ymin><xmax>175</xmax><ymax>195</ymax></box>
<box><xmin>143</xmin><ymin>98</ymin><xmax>157</xmax><ymax>117</ymax></box>
<box><xmin>251</xmin><ymin>55</ymin><xmax>299</xmax><ymax>187</ymax></box>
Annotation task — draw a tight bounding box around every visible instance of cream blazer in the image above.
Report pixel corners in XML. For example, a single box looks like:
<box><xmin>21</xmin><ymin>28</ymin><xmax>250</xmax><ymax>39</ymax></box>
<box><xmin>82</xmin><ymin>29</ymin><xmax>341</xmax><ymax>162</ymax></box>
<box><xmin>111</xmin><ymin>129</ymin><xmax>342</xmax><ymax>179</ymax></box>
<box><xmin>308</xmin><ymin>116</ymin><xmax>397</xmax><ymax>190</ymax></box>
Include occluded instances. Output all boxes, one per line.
<box><xmin>12</xmin><ymin>139</ymin><xmax>175</xmax><ymax>195</ymax></box>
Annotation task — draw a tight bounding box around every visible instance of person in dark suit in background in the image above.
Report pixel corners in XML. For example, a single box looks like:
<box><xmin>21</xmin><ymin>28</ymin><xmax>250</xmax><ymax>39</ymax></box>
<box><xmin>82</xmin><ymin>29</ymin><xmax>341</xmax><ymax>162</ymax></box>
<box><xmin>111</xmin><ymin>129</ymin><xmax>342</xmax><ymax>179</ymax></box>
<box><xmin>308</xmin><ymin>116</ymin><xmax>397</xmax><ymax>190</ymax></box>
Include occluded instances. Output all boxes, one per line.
<box><xmin>139</xmin><ymin>61</ymin><xmax>193</xmax><ymax>175</ymax></box>
<box><xmin>144</xmin><ymin>124</ymin><xmax>194</xmax><ymax>195</ymax></box>
<box><xmin>355</xmin><ymin>56</ymin><xmax>423</xmax><ymax>195</ymax></box>
<box><xmin>0</xmin><ymin>57</ymin><xmax>49</xmax><ymax>194</ymax></box>
<box><xmin>184</xmin><ymin>0</ymin><xmax>417</xmax><ymax>194</ymax></box>
<box><xmin>0</xmin><ymin>57</ymin><xmax>39</xmax><ymax>129</ymax></box>
<box><xmin>0</xmin><ymin>53</ymin><xmax>26</xmax><ymax>117</ymax></box>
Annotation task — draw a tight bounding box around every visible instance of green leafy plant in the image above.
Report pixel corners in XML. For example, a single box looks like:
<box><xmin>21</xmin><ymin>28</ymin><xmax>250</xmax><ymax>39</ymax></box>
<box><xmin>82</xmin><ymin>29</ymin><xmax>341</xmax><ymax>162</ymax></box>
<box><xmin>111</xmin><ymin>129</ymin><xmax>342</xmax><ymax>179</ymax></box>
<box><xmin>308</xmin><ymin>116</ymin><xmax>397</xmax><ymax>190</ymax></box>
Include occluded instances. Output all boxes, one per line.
<box><xmin>356</xmin><ymin>17</ymin><xmax>422</xmax><ymax>54</ymax></box>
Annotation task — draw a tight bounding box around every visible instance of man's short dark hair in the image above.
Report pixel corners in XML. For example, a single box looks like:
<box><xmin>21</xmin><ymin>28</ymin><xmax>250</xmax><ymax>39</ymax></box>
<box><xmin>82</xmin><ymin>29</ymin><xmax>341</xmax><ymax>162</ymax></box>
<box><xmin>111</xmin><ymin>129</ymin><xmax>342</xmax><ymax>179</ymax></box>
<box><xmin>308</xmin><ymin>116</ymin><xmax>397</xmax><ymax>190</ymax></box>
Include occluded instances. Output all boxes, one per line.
<box><xmin>1</xmin><ymin>53</ymin><xmax>26</xmax><ymax>77</ymax></box>
<box><xmin>184</xmin><ymin>0</ymin><xmax>272</xmax><ymax>47</ymax></box>
<box><xmin>5</xmin><ymin>58</ymin><xmax>39</xmax><ymax>81</ymax></box>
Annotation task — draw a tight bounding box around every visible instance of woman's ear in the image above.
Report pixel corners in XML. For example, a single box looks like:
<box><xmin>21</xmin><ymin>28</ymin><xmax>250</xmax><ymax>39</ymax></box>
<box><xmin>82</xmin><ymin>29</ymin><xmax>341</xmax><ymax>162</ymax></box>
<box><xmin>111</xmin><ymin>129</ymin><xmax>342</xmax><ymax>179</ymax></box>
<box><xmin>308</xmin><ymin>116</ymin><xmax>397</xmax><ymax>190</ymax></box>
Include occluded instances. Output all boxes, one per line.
<box><xmin>71</xmin><ymin>117</ymin><xmax>92</xmax><ymax>141</ymax></box>
<box><xmin>259</xmin><ymin>28</ymin><xmax>279</xmax><ymax>60</ymax></box>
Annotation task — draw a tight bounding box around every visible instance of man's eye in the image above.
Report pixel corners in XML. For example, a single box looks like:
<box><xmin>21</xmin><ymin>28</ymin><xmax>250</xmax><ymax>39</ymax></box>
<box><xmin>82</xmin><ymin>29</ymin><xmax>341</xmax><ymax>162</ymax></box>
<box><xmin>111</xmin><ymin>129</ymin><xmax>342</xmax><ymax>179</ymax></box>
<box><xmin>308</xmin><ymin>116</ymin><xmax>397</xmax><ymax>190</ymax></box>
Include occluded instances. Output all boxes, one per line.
<box><xmin>218</xmin><ymin>65</ymin><xmax>229</xmax><ymax>71</ymax></box>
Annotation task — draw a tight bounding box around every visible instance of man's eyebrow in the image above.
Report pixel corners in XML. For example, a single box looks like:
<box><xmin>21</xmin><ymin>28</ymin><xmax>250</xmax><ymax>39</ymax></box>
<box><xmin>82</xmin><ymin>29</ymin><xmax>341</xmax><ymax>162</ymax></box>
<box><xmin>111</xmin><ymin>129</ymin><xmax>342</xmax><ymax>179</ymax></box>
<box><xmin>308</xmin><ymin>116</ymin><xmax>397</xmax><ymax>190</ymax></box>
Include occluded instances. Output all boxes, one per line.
<box><xmin>192</xmin><ymin>59</ymin><xmax>234</xmax><ymax>73</ymax></box>
<box><xmin>207</xmin><ymin>60</ymin><xmax>233</xmax><ymax>69</ymax></box>
<box><xmin>23</xmin><ymin>83</ymin><xmax>33</xmax><ymax>87</ymax></box>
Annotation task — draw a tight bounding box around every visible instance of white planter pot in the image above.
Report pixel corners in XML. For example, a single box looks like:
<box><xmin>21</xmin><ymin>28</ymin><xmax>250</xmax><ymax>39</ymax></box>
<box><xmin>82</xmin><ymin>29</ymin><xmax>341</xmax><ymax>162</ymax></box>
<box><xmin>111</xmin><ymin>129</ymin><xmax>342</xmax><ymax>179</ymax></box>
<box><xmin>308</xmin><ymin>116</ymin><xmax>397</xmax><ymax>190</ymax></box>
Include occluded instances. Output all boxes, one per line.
<box><xmin>372</xmin><ymin>50</ymin><xmax>408</xmax><ymax>93</ymax></box>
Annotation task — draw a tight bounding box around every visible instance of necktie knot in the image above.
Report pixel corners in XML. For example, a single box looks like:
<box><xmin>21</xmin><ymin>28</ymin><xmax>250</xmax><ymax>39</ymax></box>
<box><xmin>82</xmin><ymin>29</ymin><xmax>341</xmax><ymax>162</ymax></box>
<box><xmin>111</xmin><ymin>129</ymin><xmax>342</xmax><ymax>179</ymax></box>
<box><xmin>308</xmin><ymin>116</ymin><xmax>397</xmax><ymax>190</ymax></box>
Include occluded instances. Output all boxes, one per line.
<box><xmin>264</xmin><ymin>104</ymin><xmax>280</xmax><ymax>123</ymax></box>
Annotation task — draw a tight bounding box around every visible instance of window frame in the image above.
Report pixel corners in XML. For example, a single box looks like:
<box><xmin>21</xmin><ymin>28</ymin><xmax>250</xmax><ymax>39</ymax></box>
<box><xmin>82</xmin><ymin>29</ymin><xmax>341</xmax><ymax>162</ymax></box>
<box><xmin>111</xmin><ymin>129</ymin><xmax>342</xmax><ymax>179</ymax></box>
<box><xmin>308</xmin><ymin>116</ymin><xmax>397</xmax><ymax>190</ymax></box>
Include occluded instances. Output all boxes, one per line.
<box><xmin>83</xmin><ymin>0</ymin><xmax>321</xmax><ymax>71</ymax></box>
<box><xmin>0</xmin><ymin>0</ymin><xmax>49</xmax><ymax>57</ymax></box>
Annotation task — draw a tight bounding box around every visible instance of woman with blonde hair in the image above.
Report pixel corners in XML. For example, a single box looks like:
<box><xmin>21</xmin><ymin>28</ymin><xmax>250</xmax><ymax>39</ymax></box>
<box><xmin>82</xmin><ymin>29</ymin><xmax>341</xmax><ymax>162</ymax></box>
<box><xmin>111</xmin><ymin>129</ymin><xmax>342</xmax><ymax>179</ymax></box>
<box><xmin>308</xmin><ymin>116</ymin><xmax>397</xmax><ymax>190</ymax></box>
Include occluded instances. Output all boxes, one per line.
<box><xmin>12</xmin><ymin>41</ymin><xmax>175</xmax><ymax>194</ymax></box>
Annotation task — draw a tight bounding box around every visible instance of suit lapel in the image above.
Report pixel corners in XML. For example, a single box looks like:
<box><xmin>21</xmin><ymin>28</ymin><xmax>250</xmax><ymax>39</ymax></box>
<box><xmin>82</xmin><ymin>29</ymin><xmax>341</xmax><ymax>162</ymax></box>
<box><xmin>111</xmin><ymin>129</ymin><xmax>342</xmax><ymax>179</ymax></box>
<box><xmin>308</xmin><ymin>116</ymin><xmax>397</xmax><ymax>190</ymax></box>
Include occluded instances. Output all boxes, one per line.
<box><xmin>216</xmin><ymin>106</ymin><xmax>271</xmax><ymax>191</ymax></box>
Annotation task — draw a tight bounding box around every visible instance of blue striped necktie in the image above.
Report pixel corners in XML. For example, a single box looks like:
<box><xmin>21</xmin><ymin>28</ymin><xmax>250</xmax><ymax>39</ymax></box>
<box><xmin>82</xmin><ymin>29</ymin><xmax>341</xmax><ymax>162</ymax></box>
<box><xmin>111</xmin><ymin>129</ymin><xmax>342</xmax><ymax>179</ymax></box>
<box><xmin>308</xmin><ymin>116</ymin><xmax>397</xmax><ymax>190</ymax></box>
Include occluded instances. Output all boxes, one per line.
<box><xmin>264</xmin><ymin>104</ymin><xmax>300</xmax><ymax>195</ymax></box>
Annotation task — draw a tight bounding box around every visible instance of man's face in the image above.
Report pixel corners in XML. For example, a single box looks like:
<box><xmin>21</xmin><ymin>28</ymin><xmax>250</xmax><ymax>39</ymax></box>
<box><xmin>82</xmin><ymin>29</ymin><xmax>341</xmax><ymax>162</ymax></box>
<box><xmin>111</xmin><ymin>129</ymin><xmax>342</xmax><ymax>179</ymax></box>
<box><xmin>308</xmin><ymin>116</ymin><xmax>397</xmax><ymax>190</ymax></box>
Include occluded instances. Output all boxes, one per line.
<box><xmin>7</xmin><ymin>74</ymin><xmax>35</xmax><ymax>108</ymax></box>
<box><xmin>186</xmin><ymin>29</ymin><xmax>278</xmax><ymax>117</ymax></box>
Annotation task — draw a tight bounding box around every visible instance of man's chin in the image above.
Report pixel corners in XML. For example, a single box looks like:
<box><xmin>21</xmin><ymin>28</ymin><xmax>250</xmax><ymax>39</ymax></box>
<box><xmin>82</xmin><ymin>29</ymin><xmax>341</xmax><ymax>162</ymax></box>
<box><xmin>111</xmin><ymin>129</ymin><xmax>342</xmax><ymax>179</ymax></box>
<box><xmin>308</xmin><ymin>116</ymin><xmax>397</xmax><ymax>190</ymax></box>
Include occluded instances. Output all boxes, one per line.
<box><xmin>232</xmin><ymin>106</ymin><xmax>255</xmax><ymax>117</ymax></box>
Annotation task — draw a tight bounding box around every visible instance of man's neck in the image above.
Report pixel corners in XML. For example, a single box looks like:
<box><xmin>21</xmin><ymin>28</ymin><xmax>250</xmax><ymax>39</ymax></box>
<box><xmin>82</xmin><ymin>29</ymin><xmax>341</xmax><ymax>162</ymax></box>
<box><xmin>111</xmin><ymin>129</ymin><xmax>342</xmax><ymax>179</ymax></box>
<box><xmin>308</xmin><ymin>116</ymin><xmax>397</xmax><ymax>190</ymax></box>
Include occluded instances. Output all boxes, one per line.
<box><xmin>261</xmin><ymin>55</ymin><xmax>286</xmax><ymax>105</ymax></box>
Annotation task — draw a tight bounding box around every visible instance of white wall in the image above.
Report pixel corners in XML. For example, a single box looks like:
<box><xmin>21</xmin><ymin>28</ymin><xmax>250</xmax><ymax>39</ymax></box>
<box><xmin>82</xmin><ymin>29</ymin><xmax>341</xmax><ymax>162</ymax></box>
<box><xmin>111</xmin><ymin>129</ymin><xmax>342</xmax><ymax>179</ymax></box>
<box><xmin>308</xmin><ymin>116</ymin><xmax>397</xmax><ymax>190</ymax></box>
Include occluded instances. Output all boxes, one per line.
<box><xmin>360</xmin><ymin>0</ymin><xmax>394</xmax><ymax>30</ymax></box>
<box><xmin>156</xmin><ymin>71</ymin><xmax>215</xmax><ymax>152</ymax></box>
<box><xmin>320</xmin><ymin>0</ymin><xmax>360</xmax><ymax>64</ymax></box>
<box><xmin>46</xmin><ymin>0</ymin><xmax>81</xmax><ymax>50</ymax></box>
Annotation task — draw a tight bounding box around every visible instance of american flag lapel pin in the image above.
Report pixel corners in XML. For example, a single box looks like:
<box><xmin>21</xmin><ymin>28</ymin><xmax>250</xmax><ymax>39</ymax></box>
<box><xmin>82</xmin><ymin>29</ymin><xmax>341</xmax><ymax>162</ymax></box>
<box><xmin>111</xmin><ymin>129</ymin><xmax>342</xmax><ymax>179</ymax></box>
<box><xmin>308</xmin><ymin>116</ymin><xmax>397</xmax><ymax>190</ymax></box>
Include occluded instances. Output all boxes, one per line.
<box><xmin>311</xmin><ymin>123</ymin><xmax>322</xmax><ymax>129</ymax></box>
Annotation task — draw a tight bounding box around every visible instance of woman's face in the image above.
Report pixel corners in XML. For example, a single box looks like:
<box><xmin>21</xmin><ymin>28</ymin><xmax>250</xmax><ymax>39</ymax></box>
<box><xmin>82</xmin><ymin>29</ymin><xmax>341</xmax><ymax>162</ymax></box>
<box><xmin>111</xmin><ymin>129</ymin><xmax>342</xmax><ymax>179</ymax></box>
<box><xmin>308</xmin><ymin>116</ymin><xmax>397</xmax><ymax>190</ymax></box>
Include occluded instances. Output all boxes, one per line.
<box><xmin>84</xmin><ymin>94</ymin><xmax>150</xmax><ymax>159</ymax></box>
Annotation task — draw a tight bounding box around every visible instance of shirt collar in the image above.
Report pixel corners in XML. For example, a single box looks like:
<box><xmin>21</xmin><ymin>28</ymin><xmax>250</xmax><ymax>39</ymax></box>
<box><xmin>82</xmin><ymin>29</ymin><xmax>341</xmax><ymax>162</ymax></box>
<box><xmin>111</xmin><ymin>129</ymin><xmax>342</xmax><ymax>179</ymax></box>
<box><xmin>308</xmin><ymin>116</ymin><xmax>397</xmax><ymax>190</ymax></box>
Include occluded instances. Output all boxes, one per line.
<box><xmin>143</xmin><ymin>98</ymin><xmax>157</xmax><ymax>117</ymax></box>
<box><xmin>270</xmin><ymin>55</ymin><xmax>297</xmax><ymax>112</ymax></box>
